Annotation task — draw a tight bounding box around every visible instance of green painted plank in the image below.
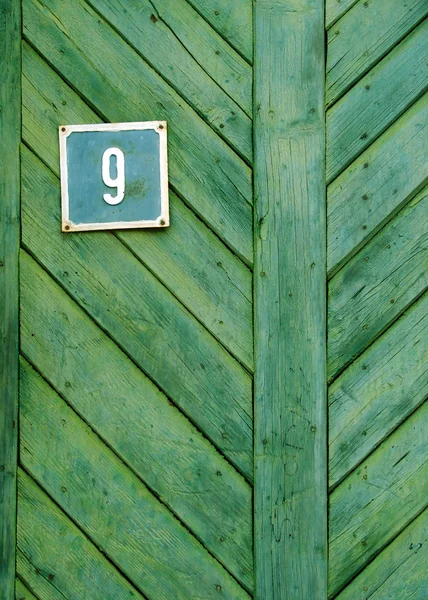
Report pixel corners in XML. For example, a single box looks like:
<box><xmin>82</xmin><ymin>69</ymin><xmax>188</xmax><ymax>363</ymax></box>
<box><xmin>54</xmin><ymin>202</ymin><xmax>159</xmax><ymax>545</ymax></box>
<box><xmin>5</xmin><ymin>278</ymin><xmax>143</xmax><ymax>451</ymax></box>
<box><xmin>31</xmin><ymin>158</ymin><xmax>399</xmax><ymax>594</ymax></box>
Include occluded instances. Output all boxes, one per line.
<box><xmin>329</xmin><ymin>401</ymin><xmax>428</xmax><ymax>596</ymax></box>
<box><xmin>20</xmin><ymin>250</ymin><xmax>253</xmax><ymax>590</ymax></box>
<box><xmin>328</xmin><ymin>186</ymin><xmax>428</xmax><ymax>381</ymax></box>
<box><xmin>20</xmin><ymin>155</ymin><xmax>253</xmax><ymax>479</ymax></box>
<box><xmin>0</xmin><ymin>1</ymin><xmax>20</xmax><ymax>598</ymax></box>
<box><xmin>23</xmin><ymin>0</ymin><xmax>253</xmax><ymax>264</ymax></box>
<box><xmin>254</xmin><ymin>2</ymin><xmax>327</xmax><ymax>598</ymax></box>
<box><xmin>17</xmin><ymin>468</ymin><xmax>145</xmax><ymax>600</ymax></box>
<box><xmin>19</xmin><ymin>357</ymin><xmax>251</xmax><ymax>600</ymax></box>
<box><xmin>326</xmin><ymin>0</ymin><xmax>358</xmax><ymax>29</ymax></box>
<box><xmin>326</xmin><ymin>0</ymin><xmax>427</xmax><ymax>106</ymax></box>
<box><xmin>326</xmin><ymin>20</ymin><xmax>428</xmax><ymax>183</ymax></box>
<box><xmin>336</xmin><ymin>508</ymin><xmax>428</xmax><ymax>600</ymax></box>
<box><xmin>328</xmin><ymin>93</ymin><xmax>428</xmax><ymax>277</ymax></box>
<box><xmin>89</xmin><ymin>0</ymin><xmax>252</xmax><ymax>117</ymax></box>
<box><xmin>16</xmin><ymin>551</ymin><xmax>69</xmax><ymax>600</ymax></box>
<box><xmin>187</xmin><ymin>0</ymin><xmax>252</xmax><ymax>62</ymax></box>
<box><xmin>22</xmin><ymin>43</ymin><xmax>253</xmax><ymax>371</ymax></box>
<box><xmin>329</xmin><ymin>292</ymin><xmax>428</xmax><ymax>488</ymax></box>
<box><xmin>15</xmin><ymin>579</ymin><xmax>39</xmax><ymax>600</ymax></box>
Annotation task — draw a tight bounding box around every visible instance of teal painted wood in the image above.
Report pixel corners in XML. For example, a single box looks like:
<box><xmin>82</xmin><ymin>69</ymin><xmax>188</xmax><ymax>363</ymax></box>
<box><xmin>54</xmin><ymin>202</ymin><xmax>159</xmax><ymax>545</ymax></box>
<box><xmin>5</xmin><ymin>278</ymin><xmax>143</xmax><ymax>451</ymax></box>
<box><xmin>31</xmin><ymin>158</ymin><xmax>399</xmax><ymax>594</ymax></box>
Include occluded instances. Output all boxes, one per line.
<box><xmin>17</xmin><ymin>468</ymin><xmax>145</xmax><ymax>600</ymax></box>
<box><xmin>23</xmin><ymin>0</ymin><xmax>253</xmax><ymax>264</ymax></box>
<box><xmin>14</xmin><ymin>579</ymin><xmax>39</xmax><ymax>600</ymax></box>
<box><xmin>254</xmin><ymin>1</ymin><xmax>327</xmax><ymax>598</ymax></box>
<box><xmin>187</xmin><ymin>0</ymin><xmax>252</xmax><ymax>62</ymax></box>
<box><xmin>329</xmin><ymin>401</ymin><xmax>428</xmax><ymax>596</ymax></box>
<box><xmin>326</xmin><ymin>0</ymin><xmax>428</xmax><ymax>106</ymax></box>
<box><xmin>0</xmin><ymin>1</ymin><xmax>20</xmax><ymax>598</ymax></box>
<box><xmin>326</xmin><ymin>20</ymin><xmax>428</xmax><ymax>183</ymax></box>
<box><xmin>329</xmin><ymin>292</ymin><xmax>428</xmax><ymax>488</ymax></box>
<box><xmin>20</xmin><ymin>232</ymin><xmax>253</xmax><ymax>590</ymax></box>
<box><xmin>19</xmin><ymin>353</ymin><xmax>251</xmax><ymax>600</ymax></box>
<box><xmin>17</xmin><ymin>550</ymin><xmax>68</xmax><ymax>600</ymax></box>
<box><xmin>328</xmin><ymin>186</ymin><xmax>428</xmax><ymax>381</ymax></box>
<box><xmin>327</xmin><ymin>93</ymin><xmax>428</xmax><ymax>276</ymax></box>
<box><xmin>325</xmin><ymin>0</ymin><xmax>358</xmax><ymax>29</ymax></box>
<box><xmin>336</xmin><ymin>509</ymin><xmax>428</xmax><ymax>600</ymax></box>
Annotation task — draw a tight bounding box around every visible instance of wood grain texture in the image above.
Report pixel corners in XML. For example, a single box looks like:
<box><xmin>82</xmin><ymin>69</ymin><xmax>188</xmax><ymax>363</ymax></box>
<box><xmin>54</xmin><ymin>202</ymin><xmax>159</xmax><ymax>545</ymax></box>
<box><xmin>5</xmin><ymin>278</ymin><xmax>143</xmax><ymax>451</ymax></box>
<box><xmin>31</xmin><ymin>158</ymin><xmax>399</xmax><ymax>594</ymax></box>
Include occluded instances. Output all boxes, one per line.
<box><xmin>22</xmin><ymin>42</ymin><xmax>253</xmax><ymax>370</ymax></box>
<box><xmin>17</xmin><ymin>467</ymin><xmax>144</xmax><ymax>600</ymax></box>
<box><xmin>0</xmin><ymin>1</ymin><xmax>20</xmax><ymax>598</ymax></box>
<box><xmin>19</xmin><ymin>356</ymin><xmax>251</xmax><ymax>600</ymax></box>
<box><xmin>328</xmin><ymin>93</ymin><xmax>428</xmax><ymax>276</ymax></box>
<box><xmin>187</xmin><ymin>0</ymin><xmax>252</xmax><ymax>61</ymax></box>
<box><xmin>328</xmin><ymin>186</ymin><xmax>428</xmax><ymax>380</ymax></box>
<box><xmin>23</xmin><ymin>0</ymin><xmax>253</xmax><ymax>264</ymax></box>
<box><xmin>21</xmin><ymin>152</ymin><xmax>253</xmax><ymax>479</ymax></box>
<box><xmin>326</xmin><ymin>20</ymin><xmax>428</xmax><ymax>183</ymax></box>
<box><xmin>87</xmin><ymin>0</ymin><xmax>252</xmax><ymax>158</ymax></box>
<box><xmin>326</xmin><ymin>0</ymin><xmax>428</xmax><ymax>106</ymax></box>
<box><xmin>329</xmin><ymin>292</ymin><xmax>428</xmax><ymax>488</ymax></box>
<box><xmin>20</xmin><ymin>248</ymin><xmax>253</xmax><ymax>590</ymax></box>
<box><xmin>329</xmin><ymin>401</ymin><xmax>428</xmax><ymax>596</ymax></box>
<box><xmin>325</xmin><ymin>0</ymin><xmax>358</xmax><ymax>29</ymax></box>
<box><xmin>336</xmin><ymin>509</ymin><xmax>428</xmax><ymax>600</ymax></box>
<box><xmin>254</xmin><ymin>1</ymin><xmax>327</xmax><ymax>598</ymax></box>
<box><xmin>14</xmin><ymin>579</ymin><xmax>38</xmax><ymax>600</ymax></box>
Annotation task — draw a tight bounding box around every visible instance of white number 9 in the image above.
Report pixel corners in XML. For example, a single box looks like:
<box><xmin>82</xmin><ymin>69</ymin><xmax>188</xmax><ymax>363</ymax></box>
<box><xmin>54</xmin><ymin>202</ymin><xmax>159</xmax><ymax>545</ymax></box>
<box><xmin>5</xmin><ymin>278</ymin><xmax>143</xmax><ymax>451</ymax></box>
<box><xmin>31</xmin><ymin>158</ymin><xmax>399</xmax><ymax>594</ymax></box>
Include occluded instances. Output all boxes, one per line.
<box><xmin>102</xmin><ymin>147</ymin><xmax>125</xmax><ymax>205</ymax></box>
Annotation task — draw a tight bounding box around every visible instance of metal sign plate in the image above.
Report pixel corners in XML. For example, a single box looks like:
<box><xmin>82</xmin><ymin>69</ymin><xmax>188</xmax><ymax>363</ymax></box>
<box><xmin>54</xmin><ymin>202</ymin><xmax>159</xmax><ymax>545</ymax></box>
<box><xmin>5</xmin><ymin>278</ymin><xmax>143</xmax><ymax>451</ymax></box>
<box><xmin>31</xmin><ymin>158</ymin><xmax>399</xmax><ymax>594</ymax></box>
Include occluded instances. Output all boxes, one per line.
<box><xmin>59</xmin><ymin>121</ymin><xmax>169</xmax><ymax>232</ymax></box>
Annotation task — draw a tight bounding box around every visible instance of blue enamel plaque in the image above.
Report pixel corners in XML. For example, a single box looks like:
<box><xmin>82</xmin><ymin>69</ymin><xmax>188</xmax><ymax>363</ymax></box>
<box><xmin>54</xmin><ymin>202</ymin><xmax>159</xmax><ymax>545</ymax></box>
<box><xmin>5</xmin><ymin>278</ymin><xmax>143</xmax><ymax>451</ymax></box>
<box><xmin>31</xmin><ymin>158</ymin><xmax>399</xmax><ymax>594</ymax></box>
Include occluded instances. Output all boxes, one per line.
<box><xmin>59</xmin><ymin>121</ymin><xmax>169</xmax><ymax>232</ymax></box>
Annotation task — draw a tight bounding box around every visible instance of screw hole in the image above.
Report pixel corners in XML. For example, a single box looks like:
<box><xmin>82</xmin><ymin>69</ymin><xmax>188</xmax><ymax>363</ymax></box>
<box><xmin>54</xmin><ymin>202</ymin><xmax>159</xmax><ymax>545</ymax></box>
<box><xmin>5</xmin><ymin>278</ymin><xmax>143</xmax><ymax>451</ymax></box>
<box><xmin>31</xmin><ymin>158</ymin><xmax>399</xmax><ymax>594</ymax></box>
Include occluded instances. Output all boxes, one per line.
<box><xmin>61</xmin><ymin>127</ymin><xmax>66</xmax><ymax>132</ymax></box>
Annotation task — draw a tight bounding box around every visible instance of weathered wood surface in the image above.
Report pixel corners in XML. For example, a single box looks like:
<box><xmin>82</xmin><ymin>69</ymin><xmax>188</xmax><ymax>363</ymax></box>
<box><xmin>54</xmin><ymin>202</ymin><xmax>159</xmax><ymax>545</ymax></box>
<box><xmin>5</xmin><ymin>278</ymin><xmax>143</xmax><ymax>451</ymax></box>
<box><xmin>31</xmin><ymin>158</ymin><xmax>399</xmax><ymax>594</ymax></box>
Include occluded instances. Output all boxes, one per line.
<box><xmin>325</xmin><ymin>0</ymin><xmax>358</xmax><ymax>29</ymax></box>
<box><xmin>23</xmin><ymin>0</ymin><xmax>253</xmax><ymax>264</ymax></box>
<box><xmin>336</xmin><ymin>508</ymin><xmax>428</xmax><ymax>600</ymax></box>
<box><xmin>20</xmin><ymin>242</ymin><xmax>253</xmax><ymax>589</ymax></box>
<box><xmin>22</xmin><ymin>42</ymin><xmax>253</xmax><ymax>369</ymax></box>
<box><xmin>17</xmin><ymin>468</ymin><xmax>145</xmax><ymax>600</ymax></box>
<box><xmin>328</xmin><ymin>187</ymin><xmax>428</xmax><ymax>380</ymax></box>
<box><xmin>17</xmin><ymin>550</ymin><xmax>68</xmax><ymax>600</ymax></box>
<box><xmin>329</xmin><ymin>401</ymin><xmax>428</xmax><ymax>596</ymax></box>
<box><xmin>187</xmin><ymin>0</ymin><xmax>252</xmax><ymax>62</ymax></box>
<box><xmin>19</xmin><ymin>354</ymin><xmax>250</xmax><ymax>600</ymax></box>
<box><xmin>327</xmin><ymin>20</ymin><xmax>428</xmax><ymax>182</ymax></box>
<box><xmin>88</xmin><ymin>0</ymin><xmax>252</xmax><ymax>159</ymax></box>
<box><xmin>327</xmin><ymin>0</ymin><xmax>428</xmax><ymax>106</ymax></box>
<box><xmin>14</xmin><ymin>579</ymin><xmax>38</xmax><ymax>600</ymax></box>
<box><xmin>329</xmin><ymin>292</ymin><xmax>428</xmax><ymax>488</ymax></box>
<box><xmin>0</xmin><ymin>1</ymin><xmax>20</xmax><ymax>598</ymax></box>
<box><xmin>254</xmin><ymin>1</ymin><xmax>327</xmax><ymax>598</ymax></box>
<box><xmin>328</xmin><ymin>94</ymin><xmax>428</xmax><ymax>276</ymax></box>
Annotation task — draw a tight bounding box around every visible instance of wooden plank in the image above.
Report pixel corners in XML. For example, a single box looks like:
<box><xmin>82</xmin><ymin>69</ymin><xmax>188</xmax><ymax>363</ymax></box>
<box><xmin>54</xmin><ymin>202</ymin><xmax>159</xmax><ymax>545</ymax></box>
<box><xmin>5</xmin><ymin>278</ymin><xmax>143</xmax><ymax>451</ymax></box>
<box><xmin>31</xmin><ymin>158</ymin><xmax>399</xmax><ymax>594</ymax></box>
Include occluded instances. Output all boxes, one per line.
<box><xmin>16</xmin><ymin>551</ymin><xmax>69</xmax><ymax>600</ymax></box>
<box><xmin>20</xmin><ymin>249</ymin><xmax>253</xmax><ymax>590</ymax></box>
<box><xmin>187</xmin><ymin>0</ymin><xmax>252</xmax><ymax>62</ymax></box>
<box><xmin>326</xmin><ymin>0</ymin><xmax>427</xmax><ymax>106</ymax></box>
<box><xmin>23</xmin><ymin>0</ymin><xmax>253</xmax><ymax>264</ymax></box>
<box><xmin>17</xmin><ymin>468</ymin><xmax>145</xmax><ymax>600</ymax></box>
<box><xmin>329</xmin><ymin>292</ymin><xmax>428</xmax><ymax>488</ymax></box>
<box><xmin>90</xmin><ymin>0</ymin><xmax>252</xmax><ymax>117</ymax></box>
<box><xmin>21</xmin><ymin>43</ymin><xmax>253</xmax><ymax>369</ymax></box>
<box><xmin>326</xmin><ymin>20</ymin><xmax>428</xmax><ymax>183</ymax></box>
<box><xmin>19</xmin><ymin>356</ymin><xmax>251</xmax><ymax>600</ymax></box>
<box><xmin>327</xmin><ymin>94</ymin><xmax>428</xmax><ymax>277</ymax></box>
<box><xmin>15</xmin><ymin>579</ymin><xmax>39</xmax><ymax>600</ymax></box>
<box><xmin>254</xmin><ymin>1</ymin><xmax>327</xmax><ymax>598</ymax></box>
<box><xmin>336</xmin><ymin>508</ymin><xmax>428</xmax><ymax>600</ymax></box>
<box><xmin>325</xmin><ymin>0</ymin><xmax>358</xmax><ymax>29</ymax></box>
<box><xmin>329</xmin><ymin>401</ymin><xmax>428</xmax><ymax>596</ymax></box>
<box><xmin>328</xmin><ymin>186</ymin><xmax>428</xmax><ymax>381</ymax></box>
<box><xmin>0</xmin><ymin>1</ymin><xmax>20</xmax><ymax>598</ymax></box>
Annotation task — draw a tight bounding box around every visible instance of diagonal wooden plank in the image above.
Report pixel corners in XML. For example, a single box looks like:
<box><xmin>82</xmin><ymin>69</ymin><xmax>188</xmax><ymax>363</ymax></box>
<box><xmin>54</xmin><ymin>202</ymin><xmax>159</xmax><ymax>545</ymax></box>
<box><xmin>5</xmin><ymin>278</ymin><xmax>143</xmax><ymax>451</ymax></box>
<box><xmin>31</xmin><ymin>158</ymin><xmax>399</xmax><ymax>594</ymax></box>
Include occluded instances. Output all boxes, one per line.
<box><xmin>21</xmin><ymin>156</ymin><xmax>253</xmax><ymax>479</ymax></box>
<box><xmin>88</xmin><ymin>0</ymin><xmax>252</xmax><ymax>117</ymax></box>
<box><xmin>336</xmin><ymin>508</ymin><xmax>428</xmax><ymax>600</ymax></box>
<box><xmin>328</xmin><ymin>93</ymin><xmax>428</xmax><ymax>277</ymax></box>
<box><xmin>15</xmin><ymin>579</ymin><xmax>39</xmax><ymax>600</ymax></box>
<box><xmin>19</xmin><ymin>357</ymin><xmax>251</xmax><ymax>600</ymax></box>
<box><xmin>328</xmin><ymin>186</ymin><xmax>428</xmax><ymax>381</ymax></box>
<box><xmin>21</xmin><ymin>43</ymin><xmax>253</xmax><ymax>370</ymax></box>
<box><xmin>329</xmin><ymin>292</ymin><xmax>428</xmax><ymax>488</ymax></box>
<box><xmin>17</xmin><ymin>550</ymin><xmax>68</xmax><ymax>600</ymax></box>
<box><xmin>327</xmin><ymin>20</ymin><xmax>428</xmax><ymax>183</ymax></box>
<box><xmin>329</xmin><ymin>401</ymin><xmax>428</xmax><ymax>596</ymax></box>
<box><xmin>326</xmin><ymin>0</ymin><xmax>358</xmax><ymax>30</ymax></box>
<box><xmin>326</xmin><ymin>0</ymin><xmax>427</xmax><ymax>106</ymax></box>
<box><xmin>23</xmin><ymin>0</ymin><xmax>253</xmax><ymax>264</ymax></box>
<box><xmin>186</xmin><ymin>0</ymin><xmax>252</xmax><ymax>62</ymax></box>
<box><xmin>18</xmin><ymin>468</ymin><xmax>145</xmax><ymax>600</ymax></box>
<box><xmin>20</xmin><ymin>249</ymin><xmax>253</xmax><ymax>590</ymax></box>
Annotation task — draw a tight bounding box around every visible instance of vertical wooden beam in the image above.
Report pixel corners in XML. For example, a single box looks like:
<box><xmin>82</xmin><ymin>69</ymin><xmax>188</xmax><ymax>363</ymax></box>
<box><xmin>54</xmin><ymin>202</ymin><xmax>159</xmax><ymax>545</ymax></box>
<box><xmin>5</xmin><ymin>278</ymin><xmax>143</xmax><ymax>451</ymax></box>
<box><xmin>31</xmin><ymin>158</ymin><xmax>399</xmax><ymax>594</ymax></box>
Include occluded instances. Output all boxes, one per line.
<box><xmin>0</xmin><ymin>1</ymin><xmax>20</xmax><ymax>598</ymax></box>
<box><xmin>253</xmin><ymin>1</ymin><xmax>327</xmax><ymax>598</ymax></box>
